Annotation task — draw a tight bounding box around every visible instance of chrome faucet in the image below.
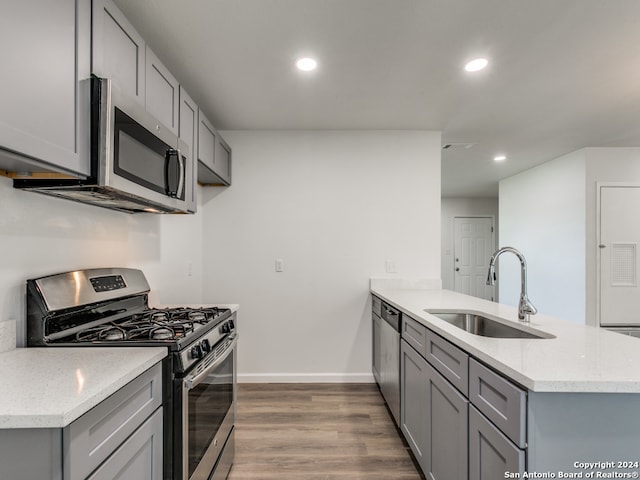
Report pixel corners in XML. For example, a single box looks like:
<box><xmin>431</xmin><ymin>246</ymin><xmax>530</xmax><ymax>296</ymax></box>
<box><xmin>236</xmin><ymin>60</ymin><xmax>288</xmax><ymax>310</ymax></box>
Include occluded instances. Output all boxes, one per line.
<box><xmin>486</xmin><ymin>247</ymin><xmax>538</xmax><ymax>323</ymax></box>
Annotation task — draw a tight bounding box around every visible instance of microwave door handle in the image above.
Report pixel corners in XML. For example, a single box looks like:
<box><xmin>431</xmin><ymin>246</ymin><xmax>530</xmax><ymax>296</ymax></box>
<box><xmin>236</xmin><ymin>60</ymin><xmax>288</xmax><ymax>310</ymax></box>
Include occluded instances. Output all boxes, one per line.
<box><xmin>165</xmin><ymin>149</ymin><xmax>181</xmax><ymax>198</ymax></box>
<box><xmin>176</xmin><ymin>149</ymin><xmax>185</xmax><ymax>198</ymax></box>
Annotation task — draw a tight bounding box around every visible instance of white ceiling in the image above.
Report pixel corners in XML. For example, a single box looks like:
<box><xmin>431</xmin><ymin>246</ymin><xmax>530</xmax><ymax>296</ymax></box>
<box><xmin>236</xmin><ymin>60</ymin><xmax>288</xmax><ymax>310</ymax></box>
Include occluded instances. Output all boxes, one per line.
<box><xmin>114</xmin><ymin>0</ymin><xmax>640</xmax><ymax>197</ymax></box>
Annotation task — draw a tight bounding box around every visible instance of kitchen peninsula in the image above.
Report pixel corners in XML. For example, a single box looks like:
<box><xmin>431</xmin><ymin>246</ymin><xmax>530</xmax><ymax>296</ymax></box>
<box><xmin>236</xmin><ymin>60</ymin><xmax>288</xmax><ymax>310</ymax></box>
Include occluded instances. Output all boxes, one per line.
<box><xmin>372</xmin><ymin>283</ymin><xmax>640</xmax><ymax>479</ymax></box>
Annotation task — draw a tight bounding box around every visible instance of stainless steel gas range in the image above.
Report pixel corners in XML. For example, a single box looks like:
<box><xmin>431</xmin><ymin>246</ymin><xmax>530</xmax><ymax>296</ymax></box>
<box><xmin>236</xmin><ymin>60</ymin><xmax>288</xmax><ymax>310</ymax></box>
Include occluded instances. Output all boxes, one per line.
<box><xmin>25</xmin><ymin>268</ymin><xmax>238</xmax><ymax>480</ymax></box>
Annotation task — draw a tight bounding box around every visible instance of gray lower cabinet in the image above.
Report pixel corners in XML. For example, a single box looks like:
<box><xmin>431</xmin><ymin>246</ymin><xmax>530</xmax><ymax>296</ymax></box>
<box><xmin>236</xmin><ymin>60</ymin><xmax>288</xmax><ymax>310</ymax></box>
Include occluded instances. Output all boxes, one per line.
<box><xmin>396</xmin><ymin>304</ymin><xmax>640</xmax><ymax>479</ymax></box>
<box><xmin>86</xmin><ymin>408</ymin><xmax>163</xmax><ymax>480</ymax></box>
<box><xmin>400</xmin><ymin>322</ymin><xmax>522</xmax><ymax>480</ymax></box>
<box><xmin>401</xmin><ymin>339</ymin><xmax>428</xmax><ymax>462</ymax></box>
<box><xmin>401</xmin><ymin>339</ymin><xmax>468</xmax><ymax>480</ymax></box>
<box><xmin>0</xmin><ymin>363</ymin><xmax>163</xmax><ymax>480</ymax></box>
<box><xmin>469</xmin><ymin>358</ymin><xmax>526</xmax><ymax>448</ymax></box>
<box><xmin>469</xmin><ymin>405</ymin><xmax>525</xmax><ymax>480</ymax></box>
<box><xmin>0</xmin><ymin>0</ymin><xmax>91</xmax><ymax>177</ymax></box>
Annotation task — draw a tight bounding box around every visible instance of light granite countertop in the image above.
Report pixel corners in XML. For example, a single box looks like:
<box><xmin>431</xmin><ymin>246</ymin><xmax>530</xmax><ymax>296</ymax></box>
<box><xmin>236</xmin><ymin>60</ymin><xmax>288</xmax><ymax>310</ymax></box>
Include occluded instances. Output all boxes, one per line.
<box><xmin>0</xmin><ymin>347</ymin><xmax>166</xmax><ymax>429</ymax></box>
<box><xmin>0</xmin><ymin>304</ymin><xmax>237</xmax><ymax>429</ymax></box>
<box><xmin>371</xmin><ymin>286</ymin><xmax>640</xmax><ymax>393</ymax></box>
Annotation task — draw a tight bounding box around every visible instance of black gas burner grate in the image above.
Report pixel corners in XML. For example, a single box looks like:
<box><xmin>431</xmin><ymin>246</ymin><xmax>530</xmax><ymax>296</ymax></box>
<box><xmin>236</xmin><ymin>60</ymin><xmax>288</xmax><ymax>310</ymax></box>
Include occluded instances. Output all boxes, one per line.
<box><xmin>74</xmin><ymin>307</ymin><xmax>227</xmax><ymax>343</ymax></box>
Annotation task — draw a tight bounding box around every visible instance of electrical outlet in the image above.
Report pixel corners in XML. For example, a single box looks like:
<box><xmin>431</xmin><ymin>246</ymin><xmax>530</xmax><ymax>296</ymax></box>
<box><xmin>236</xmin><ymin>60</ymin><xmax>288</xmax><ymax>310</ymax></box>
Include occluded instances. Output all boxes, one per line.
<box><xmin>385</xmin><ymin>260</ymin><xmax>397</xmax><ymax>274</ymax></box>
<box><xmin>275</xmin><ymin>259</ymin><xmax>284</xmax><ymax>272</ymax></box>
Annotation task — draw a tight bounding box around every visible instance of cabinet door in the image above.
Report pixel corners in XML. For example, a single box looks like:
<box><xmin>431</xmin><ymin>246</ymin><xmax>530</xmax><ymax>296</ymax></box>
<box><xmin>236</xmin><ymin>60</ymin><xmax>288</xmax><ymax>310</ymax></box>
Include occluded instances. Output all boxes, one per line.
<box><xmin>401</xmin><ymin>339</ymin><xmax>468</xmax><ymax>480</ymax></box>
<box><xmin>92</xmin><ymin>0</ymin><xmax>146</xmax><ymax>105</ymax></box>
<box><xmin>197</xmin><ymin>111</ymin><xmax>216</xmax><ymax>169</ymax></box>
<box><xmin>469</xmin><ymin>358</ymin><xmax>526</xmax><ymax>447</ymax></box>
<box><xmin>425</xmin><ymin>358</ymin><xmax>468</xmax><ymax>480</ymax></box>
<box><xmin>425</xmin><ymin>330</ymin><xmax>469</xmax><ymax>396</ymax></box>
<box><xmin>402</xmin><ymin>315</ymin><xmax>428</xmax><ymax>357</ymax></box>
<box><xmin>87</xmin><ymin>407</ymin><xmax>163</xmax><ymax>480</ymax></box>
<box><xmin>372</xmin><ymin>313</ymin><xmax>382</xmax><ymax>384</ymax></box>
<box><xmin>0</xmin><ymin>0</ymin><xmax>90</xmax><ymax>177</ymax></box>
<box><xmin>146</xmin><ymin>47</ymin><xmax>179</xmax><ymax>136</ymax></box>
<box><xmin>197</xmin><ymin>112</ymin><xmax>232</xmax><ymax>186</ymax></box>
<box><xmin>178</xmin><ymin>87</ymin><xmax>198</xmax><ymax>212</ymax></box>
<box><xmin>401</xmin><ymin>339</ymin><xmax>429</xmax><ymax>466</ymax></box>
<box><xmin>215</xmin><ymin>134</ymin><xmax>232</xmax><ymax>185</ymax></box>
<box><xmin>469</xmin><ymin>405</ymin><xmax>525</xmax><ymax>480</ymax></box>
<box><xmin>64</xmin><ymin>364</ymin><xmax>162</xmax><ymax>480</ymax></box>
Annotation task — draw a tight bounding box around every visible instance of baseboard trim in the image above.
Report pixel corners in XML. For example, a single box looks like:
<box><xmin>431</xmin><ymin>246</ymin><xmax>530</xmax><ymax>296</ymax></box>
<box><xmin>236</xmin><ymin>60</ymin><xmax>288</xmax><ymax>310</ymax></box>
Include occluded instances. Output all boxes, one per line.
<box><xmin>238</xmin><ymin>373</ymin><xmax>376</xmax><ymax>383</ymax></box>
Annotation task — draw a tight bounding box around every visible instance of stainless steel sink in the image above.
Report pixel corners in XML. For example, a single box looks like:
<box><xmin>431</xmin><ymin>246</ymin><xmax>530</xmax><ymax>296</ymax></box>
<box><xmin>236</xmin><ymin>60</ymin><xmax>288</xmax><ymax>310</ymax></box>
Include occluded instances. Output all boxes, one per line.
<box><xmin>425</xmin><ymin>310</ymin><xmax>554</xmax><ymax>339</ymax></box>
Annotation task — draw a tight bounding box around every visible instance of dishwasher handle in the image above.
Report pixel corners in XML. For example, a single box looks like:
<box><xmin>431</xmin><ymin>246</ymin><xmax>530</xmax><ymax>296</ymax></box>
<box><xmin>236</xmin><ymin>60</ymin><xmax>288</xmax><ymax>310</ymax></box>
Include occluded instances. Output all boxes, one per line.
<box><xmin>381</xmin><ymin>303</ymin><xmax>402</xmax><ymax>331</ymax></box>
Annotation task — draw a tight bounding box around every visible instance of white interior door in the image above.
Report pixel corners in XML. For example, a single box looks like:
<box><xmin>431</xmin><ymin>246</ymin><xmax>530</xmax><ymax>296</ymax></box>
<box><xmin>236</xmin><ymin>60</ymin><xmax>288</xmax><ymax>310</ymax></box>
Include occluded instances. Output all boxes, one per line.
<box><xmin>453</xmin><ymin>217</ymin><xmax>495</xmax><ymax>301</ymax></box>
<box><xmin>599</xmin><ymin>186</ymin><xmax>640</xmax><ymax>326</ymax></box>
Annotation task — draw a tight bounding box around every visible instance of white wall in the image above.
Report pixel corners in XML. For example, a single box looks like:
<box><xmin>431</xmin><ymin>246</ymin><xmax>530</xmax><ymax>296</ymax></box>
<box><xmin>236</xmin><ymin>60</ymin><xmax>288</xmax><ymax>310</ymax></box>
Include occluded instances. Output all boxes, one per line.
<box><xmin>0</xmin><ymin>176</ymin><xmax>204</xmax><ymax>346</ymax></box>
<box><xmin>499</xmin><ymin>150</ymin><xmax>586</xmax><ymax>324</ymax></box>
<box><xmin>202</xmin><ymin>130</ymin><xmax>441</xmax><ymax>382</ymax></box>
<box><xmin>441</xmin><ymin>197</ymin><xmax>498</xmax><ymax>292</ymax></box>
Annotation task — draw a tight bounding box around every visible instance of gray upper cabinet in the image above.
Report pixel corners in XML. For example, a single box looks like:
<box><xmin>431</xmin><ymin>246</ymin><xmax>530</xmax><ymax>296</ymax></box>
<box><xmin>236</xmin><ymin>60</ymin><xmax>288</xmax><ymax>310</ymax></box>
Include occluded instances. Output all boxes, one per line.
<box><xmin>197</xmin><ymin>111</ymin><xmax>217</xmax><ymax>178</ymax></box>
<box><xmin>146</xmin><ymin>47</ymin><xmax>180</xmax><ymax>136</ymax></box>
<box><xmin>215</xmin><ymin>134</ymin><xmax>232</xmax><ymax>184</ymax></box>
<box><xmin>179</xmin><ymin>87</ymin><xmax>199</xmax><ymax>212</ymax></box>
<box><xmin>0</xmin><ymin>0</ymin><xmax>91</xmax><ymax>178</ymax></box>
<box><xmin>198</xmin><ymin>111</ymin><xmax>216</xmax><ymax>172</ymax></box>
<box><xmin>92</xmin><ymin>0</ymin><xmax>146</xmax><ymax>104</ymax></box>
<box><xmin>198</xmin><ymin>111</ymin><xmax>232</xmax><ymax>186</ymax></box>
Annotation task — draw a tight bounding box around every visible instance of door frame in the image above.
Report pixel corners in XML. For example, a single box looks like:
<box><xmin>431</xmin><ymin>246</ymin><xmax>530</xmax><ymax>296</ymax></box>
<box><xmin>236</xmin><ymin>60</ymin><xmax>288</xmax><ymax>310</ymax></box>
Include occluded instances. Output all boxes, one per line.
<box><xmin>596</xmin><ymin>182</ymin><xmax>640</xmax><ymax>327</ymax></box>
<box><xmin>451</xmin><ymin>215</ymin><xmax>496</xmax><ymax>301</ymax></box>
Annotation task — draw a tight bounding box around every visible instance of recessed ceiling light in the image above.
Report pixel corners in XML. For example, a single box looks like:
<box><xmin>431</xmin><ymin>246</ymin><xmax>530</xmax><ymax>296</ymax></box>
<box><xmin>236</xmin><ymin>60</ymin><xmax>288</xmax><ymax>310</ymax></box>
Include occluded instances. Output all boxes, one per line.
<box><xmin>464</xmin><ymin>58</ymin><xmax>488</xmax><ymax>72</ymax></box>
<box><xmin>296</xmin><ymin>57</ymin><xmax>317</xmax><ymax>72</ymax></box>
<box><xmin>494</xmin><ymin>155</ymin><xmax>507</xmax><ymax>162</ymax></box>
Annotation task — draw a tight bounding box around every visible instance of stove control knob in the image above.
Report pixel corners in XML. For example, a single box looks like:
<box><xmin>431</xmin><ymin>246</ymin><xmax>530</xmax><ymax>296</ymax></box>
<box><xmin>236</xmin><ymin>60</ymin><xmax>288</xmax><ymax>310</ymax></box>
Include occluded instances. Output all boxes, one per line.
<box><xmin>201</xmin><ymin>339</ymin><xmax>211</xmax><ymax>353</ymax></box>
<box><xmin>220</xmin><ymin>322</ymin><xmax>231</xmax><ymax>334</ymax></box>
<box><xmin>228</xmin><ymin>319</ymin><xmax>235</xmax><ymax>330</ymax></box>
<box><xmin>190</xmin><ymin>344</ymin><xmax>203</xmax><ymax>360</ymax></box>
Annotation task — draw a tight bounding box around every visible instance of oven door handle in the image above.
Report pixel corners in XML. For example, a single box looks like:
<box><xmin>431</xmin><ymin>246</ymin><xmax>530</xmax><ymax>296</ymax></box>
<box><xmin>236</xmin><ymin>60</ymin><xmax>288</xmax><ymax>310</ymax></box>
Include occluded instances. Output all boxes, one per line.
<box><xmin>184</xmin><ymin>333</ymin><xmax>238</xmax><ymax>390</ymax></box>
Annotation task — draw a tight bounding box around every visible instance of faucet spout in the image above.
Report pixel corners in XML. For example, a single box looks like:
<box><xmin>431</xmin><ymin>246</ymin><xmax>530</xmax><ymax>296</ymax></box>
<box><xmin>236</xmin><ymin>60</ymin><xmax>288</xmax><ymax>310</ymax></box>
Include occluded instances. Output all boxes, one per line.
<box><xmin>486</xmin><ymin>246</ymin><xmax>537</xmax><ymax>322</ymax></box>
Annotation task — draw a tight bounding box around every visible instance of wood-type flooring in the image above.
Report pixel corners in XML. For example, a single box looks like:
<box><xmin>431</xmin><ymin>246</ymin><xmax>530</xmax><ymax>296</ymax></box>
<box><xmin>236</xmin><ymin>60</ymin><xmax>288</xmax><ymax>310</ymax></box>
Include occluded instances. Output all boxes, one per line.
<box><xmin>227</xmin><ymin>383</ymin><xmax>425</xmax><ymax>480</ymax></box>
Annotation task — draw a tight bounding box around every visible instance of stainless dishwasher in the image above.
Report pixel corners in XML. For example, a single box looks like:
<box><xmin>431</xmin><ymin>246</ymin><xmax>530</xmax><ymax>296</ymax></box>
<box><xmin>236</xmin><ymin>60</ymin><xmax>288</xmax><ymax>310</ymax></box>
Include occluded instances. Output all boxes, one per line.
<box><xmin>372</xmin><ymin>295</ymin><xmax>401</xmax><ymax>425</ymax></box>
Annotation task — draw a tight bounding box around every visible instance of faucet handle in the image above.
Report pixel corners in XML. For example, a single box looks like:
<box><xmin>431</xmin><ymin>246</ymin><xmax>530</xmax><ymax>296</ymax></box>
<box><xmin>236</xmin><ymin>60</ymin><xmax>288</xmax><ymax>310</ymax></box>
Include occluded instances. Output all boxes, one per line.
<box><xmin>519</xmin><ymin>295</ymin><xmax>538</xmax><ymax>322</ymax></box>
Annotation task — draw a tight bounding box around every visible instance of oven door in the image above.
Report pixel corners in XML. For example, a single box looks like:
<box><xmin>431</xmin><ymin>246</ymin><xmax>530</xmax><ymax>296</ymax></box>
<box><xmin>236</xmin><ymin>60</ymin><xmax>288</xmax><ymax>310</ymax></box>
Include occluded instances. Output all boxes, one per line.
<box><xmin>182</xmin><ymin>333</ymin><xmax>238</xmax><ymax>480</ymax></box>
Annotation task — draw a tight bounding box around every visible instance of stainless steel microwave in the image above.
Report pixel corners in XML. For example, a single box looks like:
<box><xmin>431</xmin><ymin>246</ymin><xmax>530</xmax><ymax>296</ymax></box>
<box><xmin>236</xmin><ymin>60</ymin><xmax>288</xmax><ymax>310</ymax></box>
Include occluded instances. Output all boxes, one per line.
<box><xmin>14</xmin><ymin>76</ymin><xmax>194</xmax><ymax>214</ymax></box>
